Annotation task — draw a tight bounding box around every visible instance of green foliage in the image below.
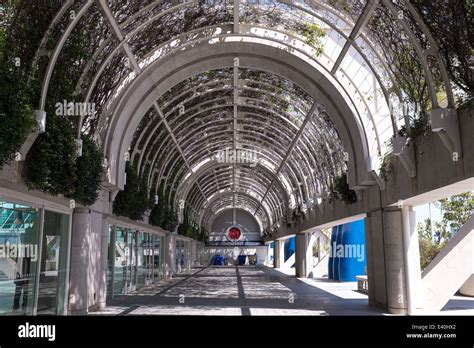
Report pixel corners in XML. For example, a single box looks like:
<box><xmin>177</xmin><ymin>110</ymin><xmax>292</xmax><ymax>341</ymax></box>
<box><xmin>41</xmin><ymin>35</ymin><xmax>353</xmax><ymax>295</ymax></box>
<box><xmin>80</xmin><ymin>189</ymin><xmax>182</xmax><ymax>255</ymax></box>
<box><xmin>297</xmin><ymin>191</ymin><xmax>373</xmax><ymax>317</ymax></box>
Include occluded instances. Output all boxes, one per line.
<box><xmin>417</xmin><ymin>192</ymin><xmax>474</xmax><ymax>270</ymax></box>
<box><xmin>435</xmin><ymin>192</ymin><xmax>474</xmax><ymax>231</ymax></box>
<box><xmin>177</xmin><ymin>212</ymin><xmax>203</xmax><ymax>240</ymax></box>
<box><xmin>417</xmin><ymin>218</ymin><xmax>445</xmax><ymax>271</ymax></box>
<box><xmin>412</xmin><ymin>1</ymin><xmax>473</xmax><ymax>98</ymax></box>
<box><xmin>149</xmin><ymin>187</ymin><xmax>178</xmax><ymax>231</ymax></box>
<box><xmin>24</xmin><ymin>116</ymin><xmax>103</xmax><ymax>205</ymax></box>
<box><xmin>379</xmin><ymin>153</ymin><xmax>392</xmax><ymax>181</ymax></box>
<box><xmin>333</xmin><ymin>173</ymin><xmax>357</xmax><ymax>204</ymax></box>
<box><xmin>72</xmin><ymin>136</ymin><xmax>104</xmax><ymax>205</ymax></box>
<box><xmin>298</xmin><ymin>22</ymin><xmax>325</xmax><ymax>56</ymax></box>
<box><xmin>113</xmin><ymin>163</ymin><xmax>149</xmax><ymax>221</ymax></box>
<box><xmin>198</xmin><ymin>227</ymin><xmax>208</xmax><ymax>242</ymax></box>
<box><xmin>1</xmin><ymin>0</ymin><xmax>104</xmax><ymax>205</ymax></box>
<box><xmin>0</xmin><ymin>1</ymin><xmax>36</xmax><ymax>168</ymax></box>
<box><xmin>25</xmin><ymin>115</ymin><xmax>78</xmax><ymax>196</ymax></box>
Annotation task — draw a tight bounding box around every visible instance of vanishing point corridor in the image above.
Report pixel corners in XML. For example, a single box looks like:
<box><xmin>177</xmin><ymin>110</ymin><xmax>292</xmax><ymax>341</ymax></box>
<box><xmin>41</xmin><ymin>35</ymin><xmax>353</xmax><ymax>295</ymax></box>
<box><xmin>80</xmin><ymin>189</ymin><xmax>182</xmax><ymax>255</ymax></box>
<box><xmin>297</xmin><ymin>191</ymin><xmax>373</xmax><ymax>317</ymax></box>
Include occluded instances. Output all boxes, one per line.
<box><xmin>95</xmin><ymin>266</ymin><xmax>386</xmax><ymax>316</ymax></box>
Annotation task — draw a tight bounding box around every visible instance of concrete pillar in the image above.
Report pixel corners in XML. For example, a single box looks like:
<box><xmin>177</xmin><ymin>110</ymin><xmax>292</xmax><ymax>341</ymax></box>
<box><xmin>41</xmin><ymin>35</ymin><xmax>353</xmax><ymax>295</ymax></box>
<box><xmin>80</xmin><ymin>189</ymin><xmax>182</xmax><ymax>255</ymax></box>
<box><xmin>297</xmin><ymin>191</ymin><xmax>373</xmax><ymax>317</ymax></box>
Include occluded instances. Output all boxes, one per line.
<box><xmin>295</xmin><ymin>233</ymin><xmax>310</xmax><ymax>278</ymax></box>
<box><xmin>97</xmin><ymin>214</ymin><xmax>109</xmax><ymax>309</ymax></box>
<box><xmin>401</xmin><ymin>205</ymin><xmax>423</xmax><ymax>314</ymax></box>
<box><xmin>365</xmin><ymin>207</ymin><xmax>421</xmax><ymax>314</ymax></box>
<box><xmin>460</xmin><ymin>275</ymin><xmax>474</xmax><ymax>296</ymax></box>
<box><xmin>365</xmin><ymin>211</ymin><xmax>387</xmax><ymax>307</ymax></box>
<box><xmin>164</xmin><ymin>233</ymin><xmax>176</xmax><ymax>279</ymax></box>
<box><xmin>383</xmin><ymin>208</ymin><xmax>408</xmax><ymax>314</ymax></box>
<box><xmin>273</xmin><ymin>239</ymin><xmax>284</xmax><ymax>268</ymax></box>
<box><xmin>68</xmin><ymin>208</ymin><xmax>91</xmax><ymax>315</ymax></box>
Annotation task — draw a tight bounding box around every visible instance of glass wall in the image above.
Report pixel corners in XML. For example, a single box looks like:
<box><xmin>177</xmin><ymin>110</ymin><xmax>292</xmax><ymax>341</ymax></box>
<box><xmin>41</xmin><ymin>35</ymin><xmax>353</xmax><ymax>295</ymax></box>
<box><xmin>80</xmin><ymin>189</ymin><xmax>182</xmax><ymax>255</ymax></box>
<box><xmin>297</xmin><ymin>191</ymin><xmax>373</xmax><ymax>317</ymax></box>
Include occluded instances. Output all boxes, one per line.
<box><xmin>36</xmin><ymin>210</ymin><xmax>70</xmax><ymax>315</ymax></box>
<box><xmin>113</xmin><ymin>227</ymin><xmax>128</xmax><ymax>297</ymax></box>
<box><xmin>126</xmin><ymin>230</ymin><xmax>137</xmax><ymax>292</ymax></box>
<box><xmin>153</xmin><ymin>235</ymin><xmax>162</xmax><ymax>281</ymax></box>
<box><xmin>0</xmin><ymin>199</ymin><xmax>71</xmax><ymax>316</ymax></box>
<box><xmin>136</xmin><ymin>232</ymin><xmax>146</xmax><ymax>289</ymax></box>
<box><xmin>175</xmin><ymin>240</ymin><xmax>190</xmax><ymax>273</ymax></box>
<box><xmin>106</xmin><ymin>226</ymin><xmax>164</xmax><ymax>301</ymax></box>
<box><xmin>0</xmin><ymin>202</ymin><xmax>40</xmax><ymax>315</ymax></box>
<box><xmin>143</xmin><ymin>234</ymin><xmax>154</xmax><ymax>285</ymax></box>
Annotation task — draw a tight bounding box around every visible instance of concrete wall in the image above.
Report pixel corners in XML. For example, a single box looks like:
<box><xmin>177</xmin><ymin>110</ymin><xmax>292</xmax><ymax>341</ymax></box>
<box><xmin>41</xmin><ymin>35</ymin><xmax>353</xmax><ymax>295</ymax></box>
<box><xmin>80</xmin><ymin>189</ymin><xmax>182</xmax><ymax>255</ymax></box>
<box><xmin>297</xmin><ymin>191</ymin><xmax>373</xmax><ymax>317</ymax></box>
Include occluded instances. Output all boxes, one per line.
<box><xmin>210</xmin><ymin>209</ymin><xmax>262</xmax><ymax>243</ymax></box>
<box><xmin>204</xmin><ymin>246</ymin><xmax>268</xmax><ymax>266</ymax></box>
<box><xmin>284</xmin><ymin>108</ymin><xmax>474</xmax><ymax>239</ymax></box>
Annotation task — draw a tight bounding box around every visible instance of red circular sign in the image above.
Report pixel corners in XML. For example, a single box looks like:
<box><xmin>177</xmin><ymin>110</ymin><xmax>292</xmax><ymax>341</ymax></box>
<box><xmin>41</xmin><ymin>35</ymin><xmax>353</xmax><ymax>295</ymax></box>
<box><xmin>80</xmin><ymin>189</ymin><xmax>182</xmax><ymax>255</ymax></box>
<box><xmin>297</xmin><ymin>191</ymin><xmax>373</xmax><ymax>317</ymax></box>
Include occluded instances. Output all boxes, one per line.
<box><xmin>227</xmin><ymin>227</ymin><xmax>241</xmax><ymax>241</ymax></box>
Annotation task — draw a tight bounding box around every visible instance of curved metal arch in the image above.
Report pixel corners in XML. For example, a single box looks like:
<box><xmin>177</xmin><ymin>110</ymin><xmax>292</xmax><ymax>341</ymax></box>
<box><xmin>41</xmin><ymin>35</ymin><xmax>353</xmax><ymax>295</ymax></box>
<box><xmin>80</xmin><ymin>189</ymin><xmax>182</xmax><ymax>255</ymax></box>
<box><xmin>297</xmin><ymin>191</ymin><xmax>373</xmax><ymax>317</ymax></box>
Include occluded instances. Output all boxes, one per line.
<box><xmin>175</xmin><ymin>159</ymin><xmax>290</xmax><ymax>212</ymax></box>
<box><xmin>159</xmin><ymin>118</ymin><xmax>315</xmax><ymax>191</ymax></box>
<box><xmin>37</xmin><ymin>0</ymin><xmax>451</xmax><ymax>155</ymax></box>
<box><xmin>185</xmin><ymin>166</ymin><xmax>286</xmax><ymax>217</ymax></box>
<box><xmin>160</xmin><ymin>77</ymin><xmax>313</xmax><ymax>118</ymax></box>
<box><xmin>206</xmin><ymin>207</ymin><xmax>263</xmax><ymax>234</ymax></box>
<box><xmin>95</xmin><ymin>21</ymin><xmax>395</xmax><ymax>160</ymax></box>
<box><xmin>200</xmin><ymin>191</ymin><xmax>271</xmax><ymax>229</ymax></box>
<box><xmin>173</xmin><ymin>132</ymin><xmax>304</xmax><ymax>210</ymax></box>
<box><xmin>150</xmin><ymin>98</ymin><xmax>343</xmax><ymax>201</ymax></box>
<box><xmin>107</xmin><ymin>41</ymin><xmax>370</xmax><ymax>204</ymax></box>
<box><xmin>150</xmin><ymin>113</ymin><xmax>315</xmax><ymax>204</ymax></box>
<box><xmin>100</xmin><ymin>30</ymin><xmax>373</xmax><ymax>159</ymax></box>
<box><xmin>188</xmin><ymin>168</ymin><xmax>286</xmax><ymax>218</ymax></box>
<box><xmin>205</xmin><ymin>204</ymin><xmax>266</xmax><ymax>233</ymax></box>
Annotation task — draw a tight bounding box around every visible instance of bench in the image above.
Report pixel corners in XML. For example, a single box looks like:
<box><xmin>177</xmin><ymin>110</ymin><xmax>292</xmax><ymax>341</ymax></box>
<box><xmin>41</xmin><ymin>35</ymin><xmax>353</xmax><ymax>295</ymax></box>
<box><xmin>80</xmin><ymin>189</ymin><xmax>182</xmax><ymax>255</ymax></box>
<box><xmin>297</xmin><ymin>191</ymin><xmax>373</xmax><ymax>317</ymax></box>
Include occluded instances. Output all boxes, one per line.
<box><xmin>356</xmin><ymin>275</ymin><xmax>368</xmax><ymax>294</ymax></box>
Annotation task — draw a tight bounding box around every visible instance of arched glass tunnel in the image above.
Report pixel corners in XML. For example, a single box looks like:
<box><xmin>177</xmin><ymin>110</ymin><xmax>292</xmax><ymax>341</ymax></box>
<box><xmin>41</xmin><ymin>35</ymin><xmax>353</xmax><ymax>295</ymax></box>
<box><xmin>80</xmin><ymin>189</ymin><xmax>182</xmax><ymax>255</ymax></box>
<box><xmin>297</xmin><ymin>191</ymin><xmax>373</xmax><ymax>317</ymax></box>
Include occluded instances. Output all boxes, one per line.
<box><xmin>0</xmin><ymin>0</ymin><xmax>473</xmax><ymax>328</ymax></box>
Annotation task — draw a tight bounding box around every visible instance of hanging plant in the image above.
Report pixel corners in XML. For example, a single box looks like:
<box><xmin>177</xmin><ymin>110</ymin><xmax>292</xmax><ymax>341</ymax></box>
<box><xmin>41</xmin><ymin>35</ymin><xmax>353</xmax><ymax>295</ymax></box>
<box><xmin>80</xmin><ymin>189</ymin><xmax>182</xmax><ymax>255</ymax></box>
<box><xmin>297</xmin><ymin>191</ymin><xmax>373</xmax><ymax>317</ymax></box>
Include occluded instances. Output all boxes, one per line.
<box><xmin>113</xmin><ymin>162</ymin><xmax>149</xmax><ymax>220</ymax></box>
<box><xmin>149</xmin><ymin>187</ymin><xmax>178</xmax><ymax>231</ymax></box>
<box><xmin>333</xmin><ymin>173</ymin><xmax>358</xmax><ymax>205</ymax></box>
<box><xmin>0</xmin><ymin>3</ymin><xmax>38</xmax><ymax>168</ymax></box>
<box><xmin>72</xmin><ymin>136</ymin><xmax>104</xmax><ymax>205</ymax></box>
<box><xmin>24</xmin><ymin>114</ymin><xmax>78</xmax><ymax>196</ymax></box>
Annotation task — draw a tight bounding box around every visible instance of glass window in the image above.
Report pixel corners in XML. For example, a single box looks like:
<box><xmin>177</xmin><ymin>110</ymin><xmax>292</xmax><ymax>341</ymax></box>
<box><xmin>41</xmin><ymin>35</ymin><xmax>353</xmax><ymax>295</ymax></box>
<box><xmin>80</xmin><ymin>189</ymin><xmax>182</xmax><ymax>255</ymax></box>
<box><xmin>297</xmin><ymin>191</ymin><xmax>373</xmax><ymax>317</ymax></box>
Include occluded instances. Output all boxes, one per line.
<box><xmin>144</xmin><ymin>234</ymin><xmax>154</xmax><ymax>285</ymax></box>
<box><xmin>153</xmin><ymin>235</ymin><xmax>162</xmax><ymax>282</ymax></box>
<box><xmin>126</xmin><ymin>230</ymin><xmax>137</xmax><ymax>292</ymax></box>
<box><xmin>113</xmin><ymin>227</ymin><xmax>128</xmax><ymax>296</ymax></box>
<box><xmin>36</xmin><ymin>210</ymin><xmax>70</xmax><ymax>315</ymax></box>
<box><xmin>106</xmin><ymin>225</ymin><xmax>115</xmax><ymax>300</ymax></box>
<box><xmin>0</xmin><ymin>201</ymin><xmax>40</xmax><ymax>315</ymax></box>
<box><xmin>136</xmin><ymin>232</ymin><xmax>146</xmax><ymax>289</ymax></box>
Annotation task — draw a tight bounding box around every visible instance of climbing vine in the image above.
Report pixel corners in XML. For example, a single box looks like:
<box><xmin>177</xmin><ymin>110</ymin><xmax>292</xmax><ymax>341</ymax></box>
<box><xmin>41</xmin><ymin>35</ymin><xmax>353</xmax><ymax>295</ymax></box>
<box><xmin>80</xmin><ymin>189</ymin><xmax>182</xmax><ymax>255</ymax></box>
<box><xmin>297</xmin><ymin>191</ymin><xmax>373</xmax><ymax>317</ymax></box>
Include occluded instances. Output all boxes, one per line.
<box><xmin>113</xmin><ymin>163</ymin><xmax>149</xmax><ymax>221</ymax></box>
<box><xmin>1</xmin><ymin>0</ymin><xmax>104</xmax><ymax>205</ymax></box>
<box><xmin>332</xmin><ymin>173</ymin><xmax>357</xmax><ymax>205</ymax></box>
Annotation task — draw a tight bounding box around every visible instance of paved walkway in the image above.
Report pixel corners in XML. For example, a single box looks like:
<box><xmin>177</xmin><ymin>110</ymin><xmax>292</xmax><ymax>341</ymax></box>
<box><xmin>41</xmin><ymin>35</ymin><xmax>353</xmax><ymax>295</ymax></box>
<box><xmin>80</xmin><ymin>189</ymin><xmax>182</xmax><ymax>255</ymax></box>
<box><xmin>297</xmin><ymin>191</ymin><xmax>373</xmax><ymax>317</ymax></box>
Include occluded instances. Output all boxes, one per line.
<box><xmin>91</xmin><ymin>266</ymin><xmax>387</xmax><ymax>316</ymax></box>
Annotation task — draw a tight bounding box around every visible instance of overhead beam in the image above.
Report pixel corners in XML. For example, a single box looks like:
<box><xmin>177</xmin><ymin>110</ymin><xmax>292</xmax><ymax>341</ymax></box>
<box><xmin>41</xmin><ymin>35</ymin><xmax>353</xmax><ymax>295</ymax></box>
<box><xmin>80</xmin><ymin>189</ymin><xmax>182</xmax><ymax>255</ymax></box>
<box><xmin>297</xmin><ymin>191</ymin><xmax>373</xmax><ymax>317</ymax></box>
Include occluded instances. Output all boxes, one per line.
<box><xmin>331</xmin><ymin>0</ymin><xmax>379</xmax><ymax>74</ymax></box>
<box><xmin>98</xmin><ymin>0</ymin><xmax>208</xmax><ymax>205</ymax></box>
<box><xmin>254</xmin><ymin>102</ymin><xmax>318</xmax><ymax>215</ymax></box>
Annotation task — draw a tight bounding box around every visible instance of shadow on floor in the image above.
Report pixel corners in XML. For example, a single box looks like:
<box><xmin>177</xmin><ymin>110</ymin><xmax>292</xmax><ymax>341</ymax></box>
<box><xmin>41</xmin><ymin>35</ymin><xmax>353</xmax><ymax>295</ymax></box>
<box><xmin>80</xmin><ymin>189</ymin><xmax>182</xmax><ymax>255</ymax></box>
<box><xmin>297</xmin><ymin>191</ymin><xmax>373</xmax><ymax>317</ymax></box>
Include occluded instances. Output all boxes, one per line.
<box><xmin>97</xmin><ymin>265</ymin><xmax>385</xmax><ymax>316</ymax></box>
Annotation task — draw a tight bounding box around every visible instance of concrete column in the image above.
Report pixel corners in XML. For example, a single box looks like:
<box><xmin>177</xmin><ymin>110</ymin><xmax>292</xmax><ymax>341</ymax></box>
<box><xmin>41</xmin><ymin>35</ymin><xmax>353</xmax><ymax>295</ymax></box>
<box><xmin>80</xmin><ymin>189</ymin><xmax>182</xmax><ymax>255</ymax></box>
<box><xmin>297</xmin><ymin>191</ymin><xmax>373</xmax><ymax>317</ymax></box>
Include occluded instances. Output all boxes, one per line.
<box><xmin>68</xmin><ymin>208</ymin><xmax>91</xmax><ymax>315</ymax></box>
<box><xmin>365</xmin><ymin>211</ymin><xmax>387</xmax><ymax>307</ymax></box>
<box><xmin>273</xmin><ymin>239</ymin><xmax>284</xmax><ymax>268</ymax></box>
<box><xmin>460</xmin><ymin>275</ymin><xmax>474</xmax><ymax>296</ymax></box>
<box><xmin>97</xmin><ymin>214</ymin><xmax>109</xmax><ymax>309</ymax></box>
<box><xmin>295</xmin><ymin>233</ymin><xmax>310</xmax><ymax>278</ymax></box>
<box><xmin>401</xmin><ymin>205</ymin><xmax>423</xmax><ymax>314</ymax></box>
<box><xmin>383</xmin><ymin>208</ymin><xmax>408</xmax><ymax>314</ymax></box>
<box><xmin>164</xmin><ymin>233</ymin><xmax>176</xmax><ymax>279</ymax></box>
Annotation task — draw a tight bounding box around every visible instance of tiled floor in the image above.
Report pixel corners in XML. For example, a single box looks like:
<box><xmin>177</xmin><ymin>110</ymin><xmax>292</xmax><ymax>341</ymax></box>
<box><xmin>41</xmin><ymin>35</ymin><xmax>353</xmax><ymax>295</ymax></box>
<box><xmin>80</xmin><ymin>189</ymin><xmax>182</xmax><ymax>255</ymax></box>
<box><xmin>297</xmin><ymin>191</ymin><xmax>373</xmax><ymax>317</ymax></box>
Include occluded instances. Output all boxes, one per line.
<box><xmin>91</xmin><ymin>266</ymin><xmax>387</xmax><ymax>316</ymax></box>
